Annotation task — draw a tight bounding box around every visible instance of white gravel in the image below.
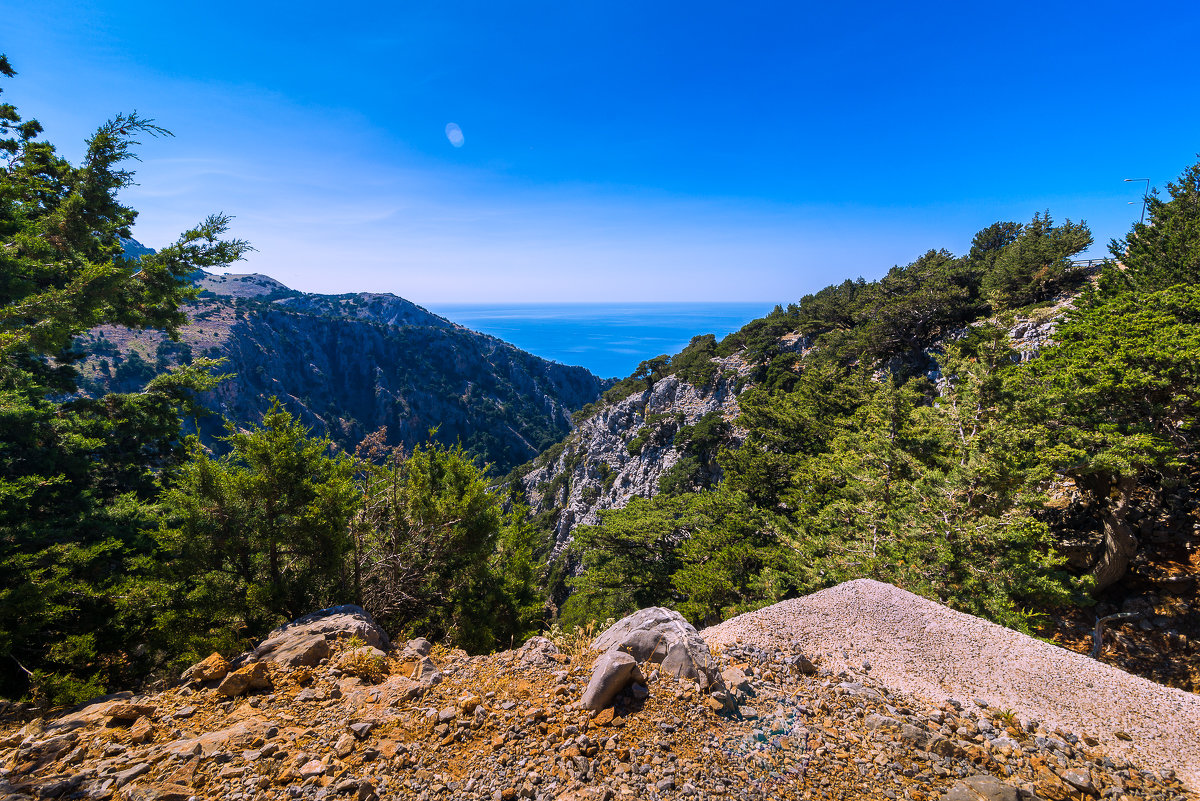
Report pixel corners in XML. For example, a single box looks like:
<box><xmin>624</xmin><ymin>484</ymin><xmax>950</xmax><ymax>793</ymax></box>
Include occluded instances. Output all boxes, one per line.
<box><xmin>702</xmin><ymin>579</ymin><xmax>1200</xmax><ymax>792</ymax></box>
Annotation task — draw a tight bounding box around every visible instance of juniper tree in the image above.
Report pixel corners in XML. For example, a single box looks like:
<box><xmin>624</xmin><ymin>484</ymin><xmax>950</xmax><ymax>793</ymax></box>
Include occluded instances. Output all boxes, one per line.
<box><xmin>0</xmin><ymin>55</ymin><xmax>248</xmax><ymax>703</ymax></box>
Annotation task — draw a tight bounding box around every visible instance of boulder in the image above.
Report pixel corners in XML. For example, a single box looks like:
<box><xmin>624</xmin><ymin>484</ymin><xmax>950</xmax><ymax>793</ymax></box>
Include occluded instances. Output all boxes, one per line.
<box><xmin>943</xmin><ymin>775</ymin><xmax>1019</xmax><ymax>801</ymax></box>
<box><xmin>216</xmin><ymin>661</ymin><xmax>271</xmax><ymax>697</ymax></box>
<box><xmin>515</xmin><ymin>636</ymin><xmax>561</xmax><ymax>666</ymax></box>
<box><xmin>180</xmin><ymin>652</ymin><xmax>230</xmax><ymax>684</ymax></box>
<box><xmin>250</xmin><ymin>605</ymin><xmax>388</xmax><ymax>667</ymax></box>
<box><xmin>581</xmin><ymin>651</ymin><xmax>645</xmax><ymax>711</ymax></box>
<box><xmin>592</xmin><ymin>607</ymin><xmax>720</xmax><ymax>688</ymax></box>
<box><xmin>404</xmin><ymin>637</ymin><xmax>433</xmax><ymax>656</ymax></box>
<box><xmin>337</xmin><ymin>646</ymin><xmax>387</xmax><ymax>669</ymax></box>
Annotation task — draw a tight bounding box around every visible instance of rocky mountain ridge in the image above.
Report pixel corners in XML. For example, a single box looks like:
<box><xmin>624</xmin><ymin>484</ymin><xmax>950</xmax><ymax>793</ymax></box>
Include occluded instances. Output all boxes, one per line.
<box><xmin>517</xmin><ymin>364</ymin><xmax>745</xmax><ymax>555</ymax></box>
<box><xmin>78</xmin><ymin>264</ymin><xmax>606</xmax><ymax>473</ymax></box>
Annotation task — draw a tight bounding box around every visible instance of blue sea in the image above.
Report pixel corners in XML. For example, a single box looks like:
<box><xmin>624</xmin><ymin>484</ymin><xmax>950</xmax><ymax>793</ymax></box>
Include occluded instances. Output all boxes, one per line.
<box><xmin>425</xmin><ymin>302</ymin><xmax>775</xmax><ymax>379</ymax></box>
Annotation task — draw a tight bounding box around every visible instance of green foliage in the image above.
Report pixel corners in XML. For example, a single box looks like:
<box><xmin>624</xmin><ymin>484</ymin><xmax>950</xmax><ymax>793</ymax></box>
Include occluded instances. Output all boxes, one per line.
<box><xmin>1110</xmin><ymin>159</ymin><xmax>1200</xmax><ymax>293</ymax></box>
<box><xmin>670</xmin><ymin>334</ymin><xmax>719</xmax><ymax>386</ymax></box>
<box><xmin>658</xmin><ymin>411</ymin><xmax>730</xmax><ymax>495</ymax></box>
<box><xmin>563</xmin><ymin>489</ymin><xmax>791</xmax><ymax>628</ymax></box>
<box><xmin>1014</xmin><ymin>281</ymin><xmax>1200</xmax><ymax>594</ymax></box>
<box><xmin>981</xmin><ymin>212</ymin><xmax>1092</xmax><ymax>310</ymax></box>
<box><xmin>855</xmin><ymin>249</ymin><xmax>980</xmax><ymax>359</ymax></box>
<box><xmin>717</xmin><ymin>304</ymin><xmax>801</xmax><ymax>361</ymax></box>
<box><xmin>0</xmin><ymin>56</ymin><xmax>248</xmax><ymax>704</ymax></box>
<box><xmin>354</xmin><ymin>438</ymin><xmax>542</xmax><ymax>652</ymax></box>
<box><xmin>159</xmin><ymin>402</ymin><xmax>358</xmax><ymax>636</ymax></box>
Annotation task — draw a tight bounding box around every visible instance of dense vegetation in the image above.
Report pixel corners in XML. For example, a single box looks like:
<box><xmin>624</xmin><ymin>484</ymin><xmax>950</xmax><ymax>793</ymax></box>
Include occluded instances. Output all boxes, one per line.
<box><xmin>561</xmin><ymin>164</ymin><xmax>1200</xmax><ymax>636</ymax></box>
<box><xmin>0</xmin><ymin>60</ymin><xmax>544</xmax><ymax>706</ymax></box>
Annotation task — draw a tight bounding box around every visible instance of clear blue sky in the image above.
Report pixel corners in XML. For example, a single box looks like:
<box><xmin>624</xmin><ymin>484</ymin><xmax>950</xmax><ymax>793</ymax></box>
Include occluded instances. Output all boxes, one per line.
<box><xmin>5</xmin><ymin>1</ymin><xmax>1198</xmax><ymax>302</ymax></box>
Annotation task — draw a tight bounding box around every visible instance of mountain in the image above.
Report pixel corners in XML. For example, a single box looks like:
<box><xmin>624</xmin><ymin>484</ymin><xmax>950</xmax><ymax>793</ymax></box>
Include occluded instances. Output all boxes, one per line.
<box><xmin>78</xmin><ymin>258</ymin><xmax>607</xmax><ymax>473</ymax></box>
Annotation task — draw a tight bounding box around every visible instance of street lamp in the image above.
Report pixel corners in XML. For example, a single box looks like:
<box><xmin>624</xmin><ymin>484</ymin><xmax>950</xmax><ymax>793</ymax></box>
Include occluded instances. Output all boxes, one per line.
<box><xmin>1124</xmin><ymin>178</ymin><xmax>1150</xmax><ymax>225</ymax></box>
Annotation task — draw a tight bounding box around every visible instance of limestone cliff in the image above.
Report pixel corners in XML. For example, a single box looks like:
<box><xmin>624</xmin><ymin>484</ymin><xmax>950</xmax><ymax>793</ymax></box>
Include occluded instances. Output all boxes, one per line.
<box><xmin>517</xmin><ymin>367</ymin><xmax>745</xmax><ymax>555</ymax></box>
<box><xmin>515</xmin><ymin>303</ymin><xmax>1068</xmax><ymax>554</ymax></box>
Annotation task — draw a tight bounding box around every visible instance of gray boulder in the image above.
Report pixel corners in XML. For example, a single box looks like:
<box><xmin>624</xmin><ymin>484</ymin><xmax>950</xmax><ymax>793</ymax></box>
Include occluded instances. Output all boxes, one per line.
<box><xmin>582</xmin><ymin>651</ymin><xmax>645</xmax><ymax>711</ymax></box>
<box><xmin>250</xmin><ymin>605</ymin><xmax>389</xmax><ymax>667</ymax></box>
<box><xmin>592</xmin><ymin>607</ymin><xmax>720</xmax><ymax>688</ymax></box>
<box><xmin>404</xmin><ymin>637</ymin><xmax>433</xmax><ymax>656</ymax></box>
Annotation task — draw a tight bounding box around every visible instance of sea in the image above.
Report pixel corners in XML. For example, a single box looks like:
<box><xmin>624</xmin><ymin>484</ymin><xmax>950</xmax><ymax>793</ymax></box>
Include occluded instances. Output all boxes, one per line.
<box><xmin>425</xmin><ymin>302</ymin><xmax>776</xmax><ymax>379</ymax></box>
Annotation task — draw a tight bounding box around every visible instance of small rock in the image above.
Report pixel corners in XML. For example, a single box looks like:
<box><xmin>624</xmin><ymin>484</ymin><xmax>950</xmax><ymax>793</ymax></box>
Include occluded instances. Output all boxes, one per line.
<box><xmin>115</xmin><ymin>763</ymin><xmax>151</xmax><ymax>788</ymax></box>
<box><xmin>1060</xmin><ymin>768</ymin><xmax>1096</xmax><ymax>794</ymax></box>
<box><xmin>216</xmin><ymin>661</ymin><xmax>272</xmax><ymax>697</ymax></box>
<box><xmin>180</xmin><ymin>652</ymin><xmax>230</xmax><ymax>684</ymax></box>
<box><xmin>129</xmin><ymin>717</ymin><xmax>154</xmax><ymax>744</ymax></box>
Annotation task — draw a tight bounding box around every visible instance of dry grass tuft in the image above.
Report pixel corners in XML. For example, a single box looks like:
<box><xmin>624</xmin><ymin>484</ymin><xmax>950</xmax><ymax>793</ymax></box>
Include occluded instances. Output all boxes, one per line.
<box><xmin>543</xmin><ymin>618</ymin><xmax>613</xmax><ymax>663</ymax></box>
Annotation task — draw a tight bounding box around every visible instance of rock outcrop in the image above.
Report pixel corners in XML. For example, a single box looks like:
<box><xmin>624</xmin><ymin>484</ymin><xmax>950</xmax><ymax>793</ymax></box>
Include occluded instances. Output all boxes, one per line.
<box><xmin>519</xmin><ymin>370</ymin><xmax>744</xmax><ymax>553</ymax></box>
<box><xmin>248</xmin><ymin>605</ymin><xmax>390</xmax><ymax>668</ymax></box>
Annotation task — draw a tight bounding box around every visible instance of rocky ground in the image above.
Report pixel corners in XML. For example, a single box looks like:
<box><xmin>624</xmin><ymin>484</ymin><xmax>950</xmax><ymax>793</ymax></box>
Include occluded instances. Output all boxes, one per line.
<box><xmin>1</xmin><ymin>600</ymin><xmax>1193</xmax><ymax>801</ymax></box>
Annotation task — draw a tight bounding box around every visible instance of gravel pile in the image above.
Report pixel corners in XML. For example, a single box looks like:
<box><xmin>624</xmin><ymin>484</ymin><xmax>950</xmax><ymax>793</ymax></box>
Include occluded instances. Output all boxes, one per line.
<box><xmin>702</xmin><ymin>578</ymin><xmax>1200</xmax><ymax>793</ymax></box>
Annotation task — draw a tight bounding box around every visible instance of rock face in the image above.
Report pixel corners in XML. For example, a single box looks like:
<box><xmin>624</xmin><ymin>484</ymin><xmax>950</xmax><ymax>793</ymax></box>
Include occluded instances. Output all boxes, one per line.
<box><xmin>76</xmin><ymin>263</ymin><xmax>605</xmax><ymax>474</ymax></box>
<box><xmin>250</xmin><ymin>605</ymin><xmax>389</xmax><ymax>667</ymax></box>
<box><xmin>519</xmin><ymin>371</ymin><xmax>744</xmax><ymax>553</ymax></box>
<box><xmin>592</xmin><ymin>607</ymin><xmax>721</xmax><ymax>690</ymax></box>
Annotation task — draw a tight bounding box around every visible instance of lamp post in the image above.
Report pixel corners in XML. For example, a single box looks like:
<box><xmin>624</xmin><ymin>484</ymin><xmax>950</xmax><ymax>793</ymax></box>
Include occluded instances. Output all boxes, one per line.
<box><xmin>1124</xmin><ymin>178</ymin><xmax>1150</xmax><ymax>225</ymax></box>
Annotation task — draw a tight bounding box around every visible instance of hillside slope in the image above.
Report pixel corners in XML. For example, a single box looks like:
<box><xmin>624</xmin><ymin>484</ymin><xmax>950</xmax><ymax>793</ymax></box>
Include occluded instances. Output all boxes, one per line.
<box><xmin>515</xmin><ymin>226</ymin><xmax>1200</xmax><ymax>692</ymax></box>
<box><xmin>78</xmin><ymin>268</ymin><xmax>605</xmax><ymax>473</ymax></box>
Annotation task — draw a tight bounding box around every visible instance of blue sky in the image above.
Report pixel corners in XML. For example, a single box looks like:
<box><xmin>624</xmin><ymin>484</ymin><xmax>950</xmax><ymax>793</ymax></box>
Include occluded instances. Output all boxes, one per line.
<box><xmin>5</xmin><ymin>1</ymin><xmax>1199</xmax><ymax>302</ymax></box>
